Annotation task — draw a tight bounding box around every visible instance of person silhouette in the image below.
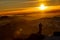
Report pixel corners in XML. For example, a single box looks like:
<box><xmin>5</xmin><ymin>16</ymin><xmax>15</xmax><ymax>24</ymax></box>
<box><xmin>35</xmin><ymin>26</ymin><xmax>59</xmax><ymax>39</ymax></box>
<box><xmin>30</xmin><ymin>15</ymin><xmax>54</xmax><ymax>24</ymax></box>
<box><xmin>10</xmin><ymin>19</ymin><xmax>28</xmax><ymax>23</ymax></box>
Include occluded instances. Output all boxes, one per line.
<box><xmin>38</xmin><ymin>23</ymin><xmax>42</xmax><ymax>34</ymax></box>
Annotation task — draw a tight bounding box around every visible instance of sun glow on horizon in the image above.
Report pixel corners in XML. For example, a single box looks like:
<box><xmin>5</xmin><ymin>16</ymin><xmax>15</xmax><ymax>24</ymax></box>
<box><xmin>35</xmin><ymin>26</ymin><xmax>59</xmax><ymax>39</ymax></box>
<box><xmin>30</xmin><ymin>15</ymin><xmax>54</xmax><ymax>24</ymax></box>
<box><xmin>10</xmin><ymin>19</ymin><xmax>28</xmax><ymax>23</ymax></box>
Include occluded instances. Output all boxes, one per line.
<box><xmin>39</xmin><ymin>4</ymin><xmax>47</xmax><ymax>10</ymax></box>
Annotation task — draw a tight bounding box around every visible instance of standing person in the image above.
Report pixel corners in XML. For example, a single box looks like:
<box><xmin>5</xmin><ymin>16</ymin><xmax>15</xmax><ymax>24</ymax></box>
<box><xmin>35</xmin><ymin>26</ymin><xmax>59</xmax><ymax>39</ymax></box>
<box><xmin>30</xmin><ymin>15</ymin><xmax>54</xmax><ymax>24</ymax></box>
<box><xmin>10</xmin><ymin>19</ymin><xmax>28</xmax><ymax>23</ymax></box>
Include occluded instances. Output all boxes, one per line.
<box><xmin>38</xmin><ymin>23</ymin><xmax>42</xmax><ymax>35</ymax></box>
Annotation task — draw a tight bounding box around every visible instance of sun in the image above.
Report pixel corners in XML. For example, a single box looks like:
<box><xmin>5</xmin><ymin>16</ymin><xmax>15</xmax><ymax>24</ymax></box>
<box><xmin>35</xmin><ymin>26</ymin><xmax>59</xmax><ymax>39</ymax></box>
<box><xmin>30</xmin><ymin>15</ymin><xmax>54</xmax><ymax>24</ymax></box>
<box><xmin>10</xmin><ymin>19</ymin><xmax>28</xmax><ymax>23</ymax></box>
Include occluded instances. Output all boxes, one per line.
<box><xmin>39</xmin><ymin>4</ymin><xmax>47</xmax><ymax>10</ymax></box>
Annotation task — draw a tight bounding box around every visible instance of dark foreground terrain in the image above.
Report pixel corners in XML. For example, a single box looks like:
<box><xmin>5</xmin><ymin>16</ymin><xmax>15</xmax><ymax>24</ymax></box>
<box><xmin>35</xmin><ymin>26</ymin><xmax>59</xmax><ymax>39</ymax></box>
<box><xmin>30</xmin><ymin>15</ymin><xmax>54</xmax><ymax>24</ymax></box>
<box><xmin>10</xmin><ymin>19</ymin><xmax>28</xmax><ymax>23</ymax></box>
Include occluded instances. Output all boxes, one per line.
<box><xmin>0</xmin><ymin>16</ymin><xmax>60</xmax><ymax>40</ymax></box>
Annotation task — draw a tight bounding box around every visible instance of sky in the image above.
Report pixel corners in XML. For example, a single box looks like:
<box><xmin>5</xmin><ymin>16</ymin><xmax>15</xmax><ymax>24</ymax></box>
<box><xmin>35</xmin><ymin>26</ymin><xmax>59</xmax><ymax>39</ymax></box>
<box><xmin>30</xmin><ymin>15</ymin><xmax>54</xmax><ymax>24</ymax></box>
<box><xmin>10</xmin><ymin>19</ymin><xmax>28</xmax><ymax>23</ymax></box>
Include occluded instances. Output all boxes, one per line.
<box><xmin>0</xmin><ymin>0</ymin><xmax>38</xmax><ymax>11</ymax></box>
<box><xmin>0</xmin><ymin>0</ymin><xmax>60</xmax><ymax>11</ymax></box>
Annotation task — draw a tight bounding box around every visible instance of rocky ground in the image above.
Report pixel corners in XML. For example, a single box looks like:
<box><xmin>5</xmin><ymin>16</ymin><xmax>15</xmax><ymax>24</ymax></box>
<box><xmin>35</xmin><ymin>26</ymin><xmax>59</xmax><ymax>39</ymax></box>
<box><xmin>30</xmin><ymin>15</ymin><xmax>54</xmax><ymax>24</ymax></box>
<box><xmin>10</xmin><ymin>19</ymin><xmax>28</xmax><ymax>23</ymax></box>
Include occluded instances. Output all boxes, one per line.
<box><xmin>0</xmin><ymin>16</ymin><xmax>60</xmax><ymax>40</ymax></box>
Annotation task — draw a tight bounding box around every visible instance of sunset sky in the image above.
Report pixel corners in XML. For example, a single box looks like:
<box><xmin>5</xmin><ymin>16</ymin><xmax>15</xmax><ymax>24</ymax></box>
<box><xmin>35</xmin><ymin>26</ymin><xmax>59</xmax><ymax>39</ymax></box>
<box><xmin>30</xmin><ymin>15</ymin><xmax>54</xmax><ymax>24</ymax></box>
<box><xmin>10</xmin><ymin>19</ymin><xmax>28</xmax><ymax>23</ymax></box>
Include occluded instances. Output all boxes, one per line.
<box><xmin>0</xmin><ymin>0</ymin><xmax>60</xmax><ymax>11</ymax></box>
